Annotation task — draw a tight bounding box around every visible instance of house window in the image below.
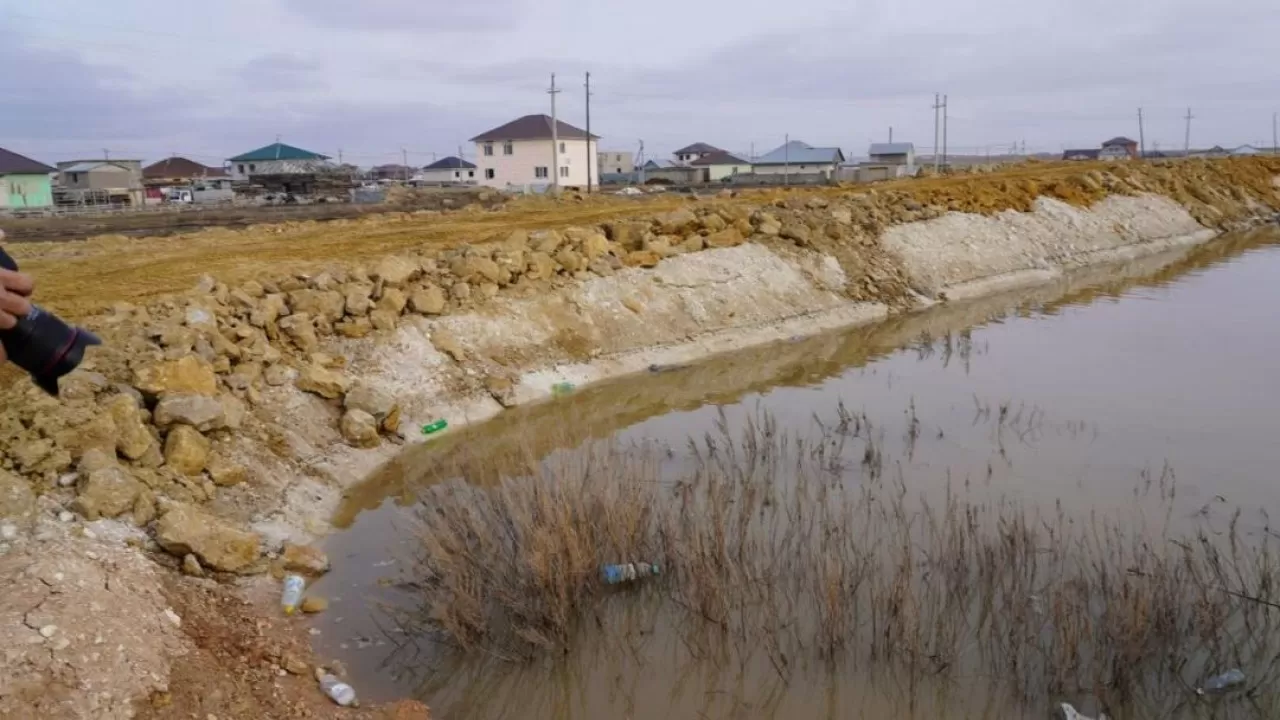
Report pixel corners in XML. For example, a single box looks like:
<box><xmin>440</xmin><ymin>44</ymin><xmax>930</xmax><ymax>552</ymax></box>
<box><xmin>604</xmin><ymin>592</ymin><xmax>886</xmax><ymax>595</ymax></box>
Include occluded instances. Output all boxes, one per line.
<box><xmin>485</xmin><ymin>169</ymin><xmax>495</xmax><ymax>180</ymax></box>
<box><xmin>503</xmin><ymin>142</ymin><xmax>513</xmax><ymax>155</ymax></box>
<box><xmin>483</xmin><ymin>143</ymin><xmax>494</xmax><ymax>156</ymax></box>
<box><xmin>237</xmin><ymin>165</ymin><xmax>244</xmax><ymax>174</ymax></box>
<box><xmin>467</xmin><ymin>171</ymin><xmax>474</xmax><ymax>178</ymax></box>
<box><xmin>615</xmin><ymin>167</ymin><xmax>622</xmax><ymax>173</ymax></box>
<box><xmin>249</xmin><ymin>164</ymin><xmax>256</xmax><ymax>172</ymax></box>
<box><xmin>559</xmin><ymin>142</ymin><xmax>566</xmax><ymax>153</ymax></box>
<box><xmin>559</xmin><ymin>166</ymin><xmax>569</xmax><ymax>178</ymax></box>
<box><xmin>454</xmin><ymin>171</ymin><xmax>460</xmax><ymax>178</ymax></box>
<box><xmin>534</xmin><ymin>167</ymin><xmax>548</xmax><ymax>179</ymax></box>
<box><xmin>70</xmin><ymin>173</ymin><xmax>79</xmax><ymax>184</ymax></box>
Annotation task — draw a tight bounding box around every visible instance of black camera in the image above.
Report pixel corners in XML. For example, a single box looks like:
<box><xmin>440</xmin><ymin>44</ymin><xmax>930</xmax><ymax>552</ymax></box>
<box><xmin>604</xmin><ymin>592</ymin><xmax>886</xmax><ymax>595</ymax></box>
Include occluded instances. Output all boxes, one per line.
<box><xmin>0</xmin><ymin>245</ymin><xmax>100</xmax><ymax>396</ymax></box>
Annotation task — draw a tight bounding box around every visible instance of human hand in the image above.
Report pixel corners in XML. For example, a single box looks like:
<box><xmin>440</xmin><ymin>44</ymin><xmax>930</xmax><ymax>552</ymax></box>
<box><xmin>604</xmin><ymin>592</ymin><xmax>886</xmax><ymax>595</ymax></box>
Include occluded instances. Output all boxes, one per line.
<box><xmin>0</xmin><ymin>266</ymin><xmax>34</xmax><ymax>361</ymax></box>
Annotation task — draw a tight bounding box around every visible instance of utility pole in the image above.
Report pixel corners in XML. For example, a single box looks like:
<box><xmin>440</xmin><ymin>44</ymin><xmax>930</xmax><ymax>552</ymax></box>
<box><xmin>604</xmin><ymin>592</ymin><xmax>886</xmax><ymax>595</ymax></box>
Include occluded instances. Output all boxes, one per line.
<box><xmin>889</xmin><ymin>126</ymin><xmax>893</xmax><ymax>143</ymax></box>
<box><xmin>942</xmin><ymin>94</ymin><xmax>949</xmax><ymax>169</ymax></box>
<box><xmin>750</xmin><ymin>142</ymin><xmax>755</xmax><ymax>162</ymax></box>
<box><xmin>338</xmin><ymin>148</ymin><xmax>344</xmax><ymax>165</ymax></box>
<box><xmin>1273</xmin><ymin>112</ymin><xmax>1277</xmax><ymax>155</ymax></box>
<box><xmin>584</xmin><ymin>71</ymin><xmax>593</xmax><ymax>193</ymax></box>
<box><xmin>1184</xmin><ymin>107</ymin><xmax>1194</xmax><ymax>156</ymax></box>
<box><xmin>548</xmin><ymin>73</ymin><xmax>561</xmax><ymax>193</ymax></box>
<box><xmin>401</xmin><ymin>148</ymin><xmax>409</xmax><ymax>182</ymax></box>
<box><xmin>637</xmin><ymin>140</ymin><xmax>645</xmax><ymax>184</ymax></box>
<box><xmin>1137</xmin><ymin>108</ymin><xmax>1146</xmax><ymax>159</ymax></box>
<box><xmin>102</xmin><ymin>148</ymin><xmax>109</xmax><ymax>160</ymax></box>
<box><xmin>932</xmin><ymin>93</ymin><xmax>943</xmax><ymax>172</ymax></box>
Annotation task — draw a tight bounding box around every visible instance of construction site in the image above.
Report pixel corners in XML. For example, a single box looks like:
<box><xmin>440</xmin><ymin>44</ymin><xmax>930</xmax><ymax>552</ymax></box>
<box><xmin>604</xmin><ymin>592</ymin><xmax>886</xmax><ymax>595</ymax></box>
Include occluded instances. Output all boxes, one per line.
<box><xmin>2</xmin><ymin>157</ymin><xmax>1280</xmax><ymax>719</ymax></box>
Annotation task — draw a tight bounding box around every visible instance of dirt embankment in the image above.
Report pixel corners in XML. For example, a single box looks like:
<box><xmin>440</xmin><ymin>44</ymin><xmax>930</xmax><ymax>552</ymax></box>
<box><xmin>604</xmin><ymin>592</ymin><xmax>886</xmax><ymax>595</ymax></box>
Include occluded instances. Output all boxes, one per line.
<box><xmin>0</xmin><ymin>158</ymin><xmax>1277</xmax><ymax>719</ymax></box>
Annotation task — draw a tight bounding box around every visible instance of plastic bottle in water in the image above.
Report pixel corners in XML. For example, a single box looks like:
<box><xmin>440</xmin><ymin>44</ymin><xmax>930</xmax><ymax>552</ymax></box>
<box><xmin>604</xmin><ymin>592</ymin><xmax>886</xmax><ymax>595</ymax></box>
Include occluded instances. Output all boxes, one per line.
<box><xmin>1199</xmin><ymin>668</ymin><xmax>1246</xmax><ymax>695</ymax></box>
<box><xmin>281</xmin><ymin>574</ymin><xmax>306</xmax><ymax>616</ymax></box>
<box><xmin>601</xmin><ymin>562</ymin><xmax>660</xmax><ymax>585</ymax></box>
<box><xmin>319</xmin><ymin>674</ymin><xmax>358</xmax><ymax>707</ymax></box>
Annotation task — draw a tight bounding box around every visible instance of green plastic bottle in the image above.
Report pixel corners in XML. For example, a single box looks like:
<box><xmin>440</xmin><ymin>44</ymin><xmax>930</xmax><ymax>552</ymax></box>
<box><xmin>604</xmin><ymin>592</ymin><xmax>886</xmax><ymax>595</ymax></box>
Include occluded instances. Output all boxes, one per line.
<box><xmin>421</xmin><ymin>419</ymin><xmax>448</xmax><ymax>435</ymax></box>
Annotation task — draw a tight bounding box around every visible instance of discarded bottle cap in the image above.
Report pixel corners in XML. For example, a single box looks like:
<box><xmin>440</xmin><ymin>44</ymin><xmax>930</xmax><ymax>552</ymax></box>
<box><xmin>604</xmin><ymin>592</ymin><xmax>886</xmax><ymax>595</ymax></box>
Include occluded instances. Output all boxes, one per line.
<box><xmin>421</xmin><ymin>419</ymin><xmax>448</xmax><ymax>435</ymax></box>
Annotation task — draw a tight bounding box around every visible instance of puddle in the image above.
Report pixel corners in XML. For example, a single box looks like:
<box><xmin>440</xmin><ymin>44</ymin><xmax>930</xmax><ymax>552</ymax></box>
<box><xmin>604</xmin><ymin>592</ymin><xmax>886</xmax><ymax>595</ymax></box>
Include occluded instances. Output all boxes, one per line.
<box><xmin>307</xmin><ymin>227</ymin><xmax>1280</xmax><ymax>718</ymax></box>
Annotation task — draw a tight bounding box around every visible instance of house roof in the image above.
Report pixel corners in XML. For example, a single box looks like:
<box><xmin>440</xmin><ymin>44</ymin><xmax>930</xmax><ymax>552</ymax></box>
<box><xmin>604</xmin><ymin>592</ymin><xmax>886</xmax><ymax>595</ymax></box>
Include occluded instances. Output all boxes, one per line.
<box><xmin>424</xmin><ymin>156</ymin><xmax>476</xmax><ymax>170</ymax></box>
<box><xmin>1063</xmin><ymin>149</ymin><xmax>1101</xmax><ymax>159</ymax></box>
<box><xmin>470</xmin><ymin>114</ymin><xmax>598</xmax><ymax>142</ymax></box>
<box><xmin>868</xmin><ymin>142</ymin><xmax>915</xmax><ymax>156</ymax></box>
<box><xmin>674</xmin><ymin>142</ymin><xmax>722</xmax><ymax>155</ymax></box>
<box><xmin>642</xmin><ymin>159</ymin><xmax>678</xmax><ymax>169</ymax></box>
<box><xmin>1101</xmin><ymin>137</ymin><xmax>1137</xmax><ymax>147</ymax></box>
<box><xmin>754</xmin><ymin>141</ymin><xmax>845</xmax><ymax>165</ymax></box>
<box><xmin>228</xmin><ymin>143</ymin><xmax>330</xmax><ymax>162</ymax></box>
<box><xmin>690</xmin><ymin>150</ymin><xmax>750</xmax><ymax>166</ymax></box>
<box><xmin>61</xmin><ymin>161</ymin><xmax>135</xmax><ymax>173</ymax></box>
<box><xmin>143</xmin><ymin>156</ymin><xmax>227</xmax><ymax>179</ymax></box>
<box><xmin>0</xmin><ymin>147</ymin><xmax>55</xmax><ymax>175</ymax></box>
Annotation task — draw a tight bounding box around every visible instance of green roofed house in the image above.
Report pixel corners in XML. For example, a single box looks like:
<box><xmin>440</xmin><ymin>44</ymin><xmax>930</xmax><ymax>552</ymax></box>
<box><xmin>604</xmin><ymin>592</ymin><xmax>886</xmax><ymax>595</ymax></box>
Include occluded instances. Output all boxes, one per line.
<box><xmin>226</xmin><ymin>142</ymin><xmax>331</xmax><ymax>182</ymax></box>
<box><xmin>0</xmin><ymin>147</ymin><xmax>56</xmax><ymax>211</ymax></box>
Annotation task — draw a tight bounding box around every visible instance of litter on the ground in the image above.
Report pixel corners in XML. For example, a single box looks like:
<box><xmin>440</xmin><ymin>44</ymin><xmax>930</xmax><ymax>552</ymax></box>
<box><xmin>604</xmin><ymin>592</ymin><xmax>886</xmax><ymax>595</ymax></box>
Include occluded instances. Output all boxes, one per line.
<box><xmin>421</xmin><ymin>419</ymin><xmax>448</xmax><ymax>435</ymax></box>
<box><xmin>1198</xmin><ymin>668</ymin><xmax>1246</xmax><ymax>695</ymax></box>
<box><xmin>602</xmin><ymin>562</ymin><xmax>660</xmax><ymax>584</ymax></box>
<box><xmin>1056</xmin><ymin>703</ymin><xmax>1108</xmax><ymax>720</ymax></box>
<box><xmin>319</xmin><ymin>673</ymin><xmax>358</xmax><ymax>707</ymax></box>
<box><xmin>551</xmin><ymin>382</ymin><xmax>575</xmax><ymax>396</ymax></box>
<box><xmin>280</xmin><ymin>574</ymin><xmax>305</xmax><ymax>616</ymax></box>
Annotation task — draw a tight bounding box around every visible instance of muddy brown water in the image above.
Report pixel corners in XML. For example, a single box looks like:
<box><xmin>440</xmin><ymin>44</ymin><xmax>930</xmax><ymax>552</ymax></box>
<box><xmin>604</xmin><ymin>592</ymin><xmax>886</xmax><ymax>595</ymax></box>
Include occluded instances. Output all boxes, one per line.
<box><xmin>307</xmin><ymin>227</ymin><xmax>1280</xmax><ymax>718</ymax></box>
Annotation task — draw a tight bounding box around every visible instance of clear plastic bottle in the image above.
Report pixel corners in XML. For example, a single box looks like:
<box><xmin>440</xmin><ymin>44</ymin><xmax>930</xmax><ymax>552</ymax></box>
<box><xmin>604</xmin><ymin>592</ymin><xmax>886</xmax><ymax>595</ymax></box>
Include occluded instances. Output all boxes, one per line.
<box><xmin>319</xmin><ymin>674</ymin><xmax>358</xmax><ymax>707</ymax></box>
<box><xmin>601</xmin><ymin>562</ymin><xmax>660</xmax><ymax>585</ymax></box>
<box><xmin>1199</xmin><ymin>668</ymin><xmax>1246</xmax><ymax>695</ymax></box>
<box><xmin>280</xmin><ymin>574</ymin><xmax>305</xmax><ymax>616</ymax></box>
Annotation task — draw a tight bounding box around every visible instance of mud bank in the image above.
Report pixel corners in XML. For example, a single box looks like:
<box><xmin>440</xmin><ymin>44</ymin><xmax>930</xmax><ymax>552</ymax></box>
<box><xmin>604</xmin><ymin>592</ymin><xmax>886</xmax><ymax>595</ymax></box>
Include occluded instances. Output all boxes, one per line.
<box><xmin>255</xmin><ymin>193</ymin><xmax>1223</xmax><ymax>542</ymax></box>
<box><xmin>0</xmin><ymin>160</ymin><xmax>1277</xmax><ymax>718</ymax></box>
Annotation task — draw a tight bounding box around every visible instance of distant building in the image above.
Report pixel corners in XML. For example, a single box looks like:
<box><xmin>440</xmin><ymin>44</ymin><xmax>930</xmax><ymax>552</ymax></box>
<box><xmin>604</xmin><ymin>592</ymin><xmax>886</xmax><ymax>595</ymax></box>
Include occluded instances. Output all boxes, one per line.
<box><xmin>1063</xmin><ymin>149</ymin><xmax>1101</xmax><ymax>161</ymax></box>
<box><xmin>690</xmin><ymin>151</ymin><xmax>752</xmax><ymax>182</ymax></box>
<box><xmin>418</xmin><ymin>156</ymin><xmax>477</xmax><ymax>184</ymax></box>
<box><xmin>227</xmin><ymin>143</ymin><xmax>331</xmax><ymax>182</ymax></box>
<box><xmin>867</xmin><ymin>143</ymin><xmax>916</xmax><ymax>169</ymax></box>
<box><xmin>598</xmin><ymin>149</ymin><xmax>634</xmax><ymax>176</ymax></box>
<box><xmin>673</xmin><ymin>142</ymin><xmax>722</xmax><ymax>166</ymax></box>
<box><xmin>143</xmin><ymin>156</ymin><xmax>228</xmax><ymax>183</ymax></box>
<box><xmin>1192</xmin><ymin>145</ymin><xmax>1231</xmax><ymax>158</ymax></box>
<box><xmin>471</xmin><ymin>114</ymin><xmax>599</xmax><ymax>189</ymax></box>
<box><xmin>1100</xmin><ymin>136</ymin><xmax>1138</xmax><ymax>160</ymax></box>
<box><xmin>57</xmin><ymin>159</ymin><xmax>145</xmax><ymax>206</ymax></box>
<box><xmin>751</xmin><ymin>140</ymin><xmax>845</xmax><ymax>178</ymax></box>
<box><xmin>0</xmin><ymin>147</ymin><xmax>55</xmax><ymax>210</ymax></box>
<box><xmin>371</xmin><ymin>164</ymin><xmax>416</xmax><ymax>182</ymax></box>
<box><xmin>1231</xmin><ymin>145</ymin><xmax>1262</xmax><ymax>156</ymax></box>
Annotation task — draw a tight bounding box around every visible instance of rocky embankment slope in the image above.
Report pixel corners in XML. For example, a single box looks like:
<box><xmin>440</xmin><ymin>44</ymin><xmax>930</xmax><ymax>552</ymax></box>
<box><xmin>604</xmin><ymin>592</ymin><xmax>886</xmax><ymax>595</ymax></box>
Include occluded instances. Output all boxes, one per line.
<box><xmin>0</xmin><ymin>158</ymin><xmax>1277</xmax><ymax>718</ymax></box>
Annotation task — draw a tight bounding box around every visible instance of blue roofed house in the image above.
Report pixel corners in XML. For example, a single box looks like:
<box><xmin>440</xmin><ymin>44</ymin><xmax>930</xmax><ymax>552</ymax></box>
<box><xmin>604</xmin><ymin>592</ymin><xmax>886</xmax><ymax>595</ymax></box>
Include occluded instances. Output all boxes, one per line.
<box><xmin>0</xmin><ymin>147</ymin><xmax>56</xmax><ymax>211</ymax></box>
<box><xmin>227</xmin><ymin>142</ymin><xmax>331</xmax><ymax>182</ymax></box>
<box><xmin>418</xmin><ymin>156</ymin><xmax>477</xmax><ymax>185</ymax></box>
<box><xmin>751</xmin><ymin>140</ymin><xmax>845</xmax><ymax>181</ymax></box>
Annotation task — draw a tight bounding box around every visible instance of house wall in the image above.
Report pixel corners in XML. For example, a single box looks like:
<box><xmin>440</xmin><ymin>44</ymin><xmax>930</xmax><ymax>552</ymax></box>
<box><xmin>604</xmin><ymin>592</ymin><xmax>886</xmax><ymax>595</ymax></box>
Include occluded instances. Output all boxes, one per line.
<box><xmin>868</xmin><ymin>151</ymin><xmax>914</xmax><ymax>167</ymax></box>
<box><xmin>752</xmin><ymin>163</ymin><xmax>835</xmax><ymax>176</ymax></box>
<box><xmin>597</xmin><ymin>150</ymin><xmax>634</xmax><ymax>175</ymax></box>
<box><xmin>1</xmin><ymin>173</ymin><xmax>54</xmax><ymax>209</ymax></box>
<box><xmin>63</xmin><ymin>167</ymin><xmax>136</xmax><ymax>191</ymax></box>
<box><xmin>419</xmin><ymin>168</ymin><xmax>477</xmax><ymax>184</ymax></box>
<box><xmin>704</xmin><ymin>163</ymin><xmax>753</xmax><ymax>182</ymax></box>
<box><xmin>229</xmin><ymin>159</ymin><xmax>331</xmax><ymax>182</ymax></box>
<box><xmin>474</xmin><ymin>138</ymin><xmax>597</xmax><ymax>189</ymax></box>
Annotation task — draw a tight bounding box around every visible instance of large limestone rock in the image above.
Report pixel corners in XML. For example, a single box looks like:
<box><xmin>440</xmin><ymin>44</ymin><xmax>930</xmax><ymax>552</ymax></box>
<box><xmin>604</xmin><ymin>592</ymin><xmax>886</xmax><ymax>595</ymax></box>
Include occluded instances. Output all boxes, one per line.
<box><xmin>134</xmin><ymin>356</ymin><xmax>218</xmax><ymax>397</ymax></box>
<box><xmin>164</xmin><ymin>425</ymin><xmax>211</xmax><ymax>476</ymax></box>
<box><xmin>374</xmin><ymin>256</ymin><xmax>419</xmax><ymax>287</ymax></box>
<box><xmin>705</xmin><ymin>228</ymin><xmax>745</xmax><ymax>248</ymax></box>
<box><xmin>408</xmin><ymin>286</ymin><xmax>446</xmax><ymax>315</ymax></box>
<box><xmin>340</xmin><ymin>410</ymin><xmax>380</xmax><ymax>448</ymax></box>
<box><xmin>656</xmin><ymin>207</ymin><xmax>697</xmax><ymax>234</ymax></box>
<box><xmin>56</xmin><ymin>412</ymin><xmax>119</xmax><ymax>460</ymax></box>
<box><xmin>287</xmin><ymin>289</ymin><xmax>346</xmax><ymax>322</ymax></box>
<box><xmin>580</xmin><ymin>232</ymin><xmax>610</xmax><ymax>261</ymax></box>
<box><xmin>345</xmin><ymin>381</ymin><xmax>399</xmax><ymax>429</ymax></box>
<box><xmin>281</xmin><ymin>542</ymin><xmax>330</xmax><ymax>575</ymax></box>
<box><xmin>279</xmin><ymin>313</ymin><xmax>320</xmax><ymax>351</ymax></box>
<box><xmin>450</xmin><ymin>256</ymin><xmax>501</xmax><ymax>285</ymax></box>
<box><xmin>74</xmin><ymin>466</ymin><xmax>142</xmax><ymax>520</ymax></box>
<box><xmin>154</xmin><ymin>395</ymin><xmax>226</xmax><ymax>431</ymax></box>
<box><xmin>378</xmin><ymin>287</ymin><xmax>408</xmax><ymax>314</ymax></box>
<box><xmin>155</xmin><ymin>503</ymin><xmax>262</xmax><ymax>573</ymax></box>
<box><xmin>0</xmin><ymin>469</ymin><xmax>36</xmax><ymax>531</ymax></box>
<box><xmin>296</xmin><ymin>365</ymin><xmax>350</xmax><ymax>399</ymax></box>
<box><xmin>206</xmin><ymin>454</ymin><xmax>248</xmax><ymax>487</ymax></box>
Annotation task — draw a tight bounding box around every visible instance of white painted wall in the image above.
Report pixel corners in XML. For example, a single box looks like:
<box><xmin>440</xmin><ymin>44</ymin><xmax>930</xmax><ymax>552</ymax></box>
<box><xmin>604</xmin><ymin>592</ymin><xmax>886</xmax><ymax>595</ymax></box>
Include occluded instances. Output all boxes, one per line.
<box><xmin>752</xmin><ymin>163</ymin><xmax>835</xmax><ymax>176</ymax></box>
<box><xmin>474</xmin><ymin>138</ymin><xmax>597</xmax><ymax>189</ymax></box>
<box><xmin>703</xmin><ymin>163</ymin><xmax>753</xmax><ymax>181</ymax></box>
<box><xmin>419</xmin><ymin>167</ymin><xmax>477</xmax><ymax>184</ymax></box>
<box><xmin>598</xmin><ymin>150</ymin><xmax>634</xmax><ymax>175</ymax></box>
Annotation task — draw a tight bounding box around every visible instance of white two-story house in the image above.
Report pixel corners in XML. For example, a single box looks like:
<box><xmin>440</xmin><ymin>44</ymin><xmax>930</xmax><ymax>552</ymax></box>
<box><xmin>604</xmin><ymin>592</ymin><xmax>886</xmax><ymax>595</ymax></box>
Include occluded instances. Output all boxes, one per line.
<box><xmin>471</xmin><ymin>114</ymin><xmax>598</xmax><ymax>190</ymax></box>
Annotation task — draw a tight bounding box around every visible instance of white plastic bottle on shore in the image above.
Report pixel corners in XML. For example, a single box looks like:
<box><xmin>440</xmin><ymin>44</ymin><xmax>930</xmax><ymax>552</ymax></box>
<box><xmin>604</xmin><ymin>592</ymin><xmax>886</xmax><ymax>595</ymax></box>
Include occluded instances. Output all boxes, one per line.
<box><xmin>281</xmin><ymin>574</ymin><xmax>306</xmax><ymax>616</ymax></box>
<box><xmin>319</xmin><ymin>673</ymin><xmax>358</xmax><ymax>707</ymax></box>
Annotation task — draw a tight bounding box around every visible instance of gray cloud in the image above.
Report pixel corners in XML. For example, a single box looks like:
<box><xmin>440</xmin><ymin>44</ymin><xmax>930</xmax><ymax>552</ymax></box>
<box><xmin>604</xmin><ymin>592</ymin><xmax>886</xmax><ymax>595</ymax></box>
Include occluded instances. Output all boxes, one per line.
<box><xmin>278</xmin><ymin>0</ymin><xmax>524</xmax><ymax>31</ymax></box>
<box><xmin>235</xmin><ymin>54</ymin><xmax>325</xmax><ymax>92</ymax></box>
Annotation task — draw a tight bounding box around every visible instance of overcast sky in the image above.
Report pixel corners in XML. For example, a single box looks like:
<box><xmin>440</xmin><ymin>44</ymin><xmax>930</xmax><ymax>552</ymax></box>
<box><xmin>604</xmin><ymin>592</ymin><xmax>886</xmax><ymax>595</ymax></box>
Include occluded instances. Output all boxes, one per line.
<box><xmin>2</xmin><ymin>0</ymin><xmax>1276</xmax><ymax>166</ymax></box>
